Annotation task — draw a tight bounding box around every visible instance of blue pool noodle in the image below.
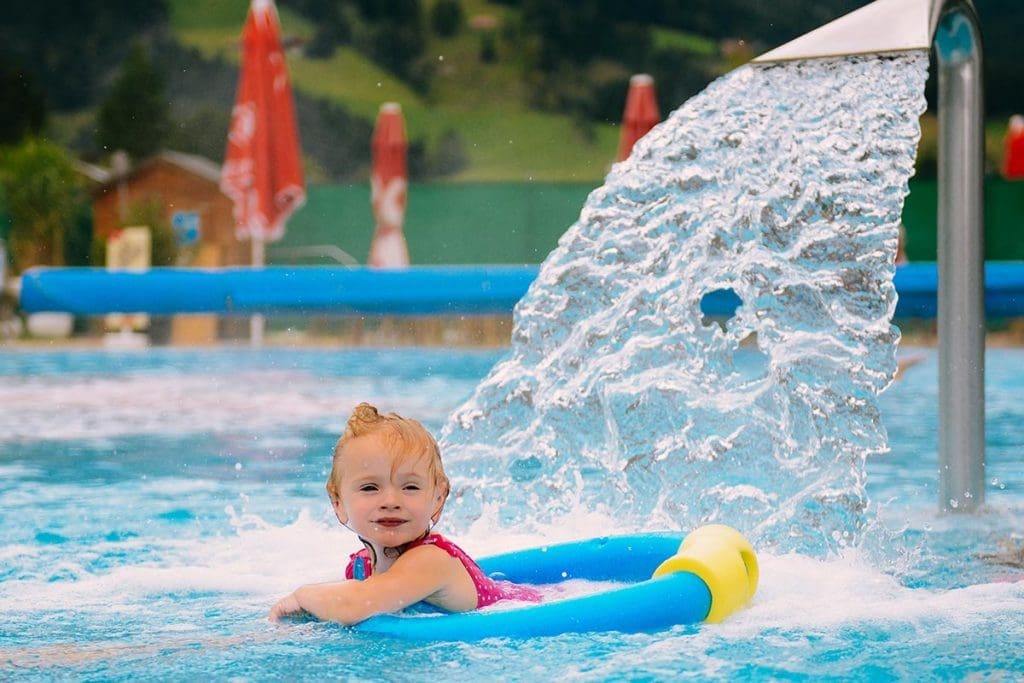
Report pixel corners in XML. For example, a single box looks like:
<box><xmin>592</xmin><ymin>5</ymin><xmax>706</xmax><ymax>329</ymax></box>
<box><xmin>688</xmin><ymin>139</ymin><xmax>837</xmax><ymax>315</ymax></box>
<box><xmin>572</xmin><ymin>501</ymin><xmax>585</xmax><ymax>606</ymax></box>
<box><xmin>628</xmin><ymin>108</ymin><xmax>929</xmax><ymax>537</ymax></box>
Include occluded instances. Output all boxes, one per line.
<box><xmin>352</xmin><ymin>534</ymin><xmax>713</xmax><ymax>641</ymax></box>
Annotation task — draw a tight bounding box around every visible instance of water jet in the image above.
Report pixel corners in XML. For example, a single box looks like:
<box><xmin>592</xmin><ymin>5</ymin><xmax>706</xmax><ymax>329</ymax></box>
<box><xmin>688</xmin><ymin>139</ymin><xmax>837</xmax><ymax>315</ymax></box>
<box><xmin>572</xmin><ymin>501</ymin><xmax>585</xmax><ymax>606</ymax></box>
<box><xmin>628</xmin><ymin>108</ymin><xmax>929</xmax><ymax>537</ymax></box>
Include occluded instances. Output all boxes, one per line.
<box><xmin>755</xmin><ymin>0</ymin><xmax>985</xmax><ymax>512</ymax></box>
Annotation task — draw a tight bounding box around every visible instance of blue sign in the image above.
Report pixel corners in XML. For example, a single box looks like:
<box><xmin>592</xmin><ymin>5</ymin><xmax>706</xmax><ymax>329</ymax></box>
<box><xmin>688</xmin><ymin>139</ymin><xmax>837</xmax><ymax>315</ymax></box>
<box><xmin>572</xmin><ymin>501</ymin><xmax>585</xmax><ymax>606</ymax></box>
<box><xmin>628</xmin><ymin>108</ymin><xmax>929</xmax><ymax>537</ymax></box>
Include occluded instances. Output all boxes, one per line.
<box><xmin>171</xmin><ymin>211</ymin><xmax>201</xmax><ymax>246</ymax></box>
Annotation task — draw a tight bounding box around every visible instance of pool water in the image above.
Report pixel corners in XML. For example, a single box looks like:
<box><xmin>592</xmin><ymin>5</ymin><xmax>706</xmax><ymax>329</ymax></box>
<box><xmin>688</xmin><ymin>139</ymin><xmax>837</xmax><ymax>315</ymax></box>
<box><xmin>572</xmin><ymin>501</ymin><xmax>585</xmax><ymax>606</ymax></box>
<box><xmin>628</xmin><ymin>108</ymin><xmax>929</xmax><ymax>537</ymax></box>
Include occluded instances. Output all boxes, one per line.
<box><xmin>0</xmin><ymin>347</ymin><xmax>1021</xmax><ymax>680</ymax></box>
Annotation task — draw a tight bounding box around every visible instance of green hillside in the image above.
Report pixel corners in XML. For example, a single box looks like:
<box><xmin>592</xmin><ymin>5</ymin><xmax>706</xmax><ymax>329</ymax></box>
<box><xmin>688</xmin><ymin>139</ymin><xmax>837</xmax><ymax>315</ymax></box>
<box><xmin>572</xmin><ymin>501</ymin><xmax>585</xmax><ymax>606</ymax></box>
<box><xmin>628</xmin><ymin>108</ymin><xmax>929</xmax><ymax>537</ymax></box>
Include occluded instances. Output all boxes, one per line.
<box><xmin>164</xmin><ymin>0</ymin><xmax>1020</xmax><ymax>183</ymax></box>
<box><xmin>8</xmin><ymin>0</ymin><xmax>1021</xmax><ymax>183</ymax></box>
<box><xmin>169</xmin><ymin>0</ymin><xmax>622</xmax><ymax>182</ymax></box>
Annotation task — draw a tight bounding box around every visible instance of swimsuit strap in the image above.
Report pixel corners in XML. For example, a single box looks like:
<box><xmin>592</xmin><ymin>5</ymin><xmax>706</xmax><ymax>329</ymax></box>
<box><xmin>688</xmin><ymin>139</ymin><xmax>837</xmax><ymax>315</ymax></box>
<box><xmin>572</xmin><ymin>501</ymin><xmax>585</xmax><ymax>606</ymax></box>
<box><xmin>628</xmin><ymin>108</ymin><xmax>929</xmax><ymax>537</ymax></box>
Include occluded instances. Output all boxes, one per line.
<box><xmin>345</xmin><ymin>548</ymin><xmax>372</xmax><ymax>580</ymax></box>
<box><xmin>344</xmin><ymin>531</ymin><xmax>429</xmax><ymax>580</ymax></box>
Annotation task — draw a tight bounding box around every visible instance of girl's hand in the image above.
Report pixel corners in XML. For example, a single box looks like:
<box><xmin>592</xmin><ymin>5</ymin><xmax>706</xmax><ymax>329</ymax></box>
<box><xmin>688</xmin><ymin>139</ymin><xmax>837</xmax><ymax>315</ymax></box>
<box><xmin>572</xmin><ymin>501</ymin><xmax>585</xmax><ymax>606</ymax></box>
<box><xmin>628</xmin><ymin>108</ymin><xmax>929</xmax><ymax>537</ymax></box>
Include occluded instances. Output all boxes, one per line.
<box><xmin>269</xmin><ymin>592</ymin><xmax>305</xmax><ymax>621</ymax></box>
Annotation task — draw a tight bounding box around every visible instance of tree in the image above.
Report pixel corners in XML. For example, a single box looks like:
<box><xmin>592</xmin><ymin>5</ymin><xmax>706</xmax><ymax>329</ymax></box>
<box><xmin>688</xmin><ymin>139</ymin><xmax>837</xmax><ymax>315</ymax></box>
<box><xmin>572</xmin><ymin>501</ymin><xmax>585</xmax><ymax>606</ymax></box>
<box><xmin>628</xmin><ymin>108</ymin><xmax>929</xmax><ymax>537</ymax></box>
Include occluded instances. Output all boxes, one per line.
<box><xmin>0</xmin><ymin>0</ymin><xmax>168</xmax><ymax>111</ymax></box>
<box><xmin>283</xmin><ymin>0</ymin><xmax>353</xmax><ymax>58</ymax></box>
<box><xmin>90</xmin><ymin>197</ymin><xmax>178</xmax><ymax>268</ymax></box>
<box><xmin>125</xmin><ymin>198</ymin><xmax>177</xmax><ymax>267</ymax></box>
<box><xmin>63</xmin><ymin>203</ymin><xmax>95</xmax><ymax>268</ymax></box>
<box><xmin>0</xmin><ymin>138</ymin><xmax>85</xmax><ymax>272</ymax></box>
<box><xmin>0</xmin><ymin>58</ymin><xmax>47</xmax><ymax>145</ymax></box>
<box><xmin>430</xmin><ymin>0</ymin><xmax>464</xmax><ymax>37</ymax></box>
<box><xmin>363</xmin><ymin>0</ymin><xmax>428</xmax><ymax>83</ymax></box>
<box><xmin>519</xmin><ymin>0</ymin><xmax>652</xmax><ymax>71</ymax></box>
<box><xmin>96</xmin><ymin>44</ymin><xmax>171</xmax><ymax>161</ymax></box>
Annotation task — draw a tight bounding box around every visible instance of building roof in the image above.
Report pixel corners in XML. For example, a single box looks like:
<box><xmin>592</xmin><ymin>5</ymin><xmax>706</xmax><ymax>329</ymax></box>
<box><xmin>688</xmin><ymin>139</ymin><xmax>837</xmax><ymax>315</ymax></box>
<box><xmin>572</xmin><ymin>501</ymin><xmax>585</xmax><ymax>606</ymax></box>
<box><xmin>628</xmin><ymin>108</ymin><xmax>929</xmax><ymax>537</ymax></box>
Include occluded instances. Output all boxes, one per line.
<box><xmin>74</xmin><ymin>160</ymin><xmax>112</xmax><ymax>185</ymax></box>
<box><xmin>93</xmin><ymin>150</ymin><xmax>223</xmax><ymax>193</ymax></box>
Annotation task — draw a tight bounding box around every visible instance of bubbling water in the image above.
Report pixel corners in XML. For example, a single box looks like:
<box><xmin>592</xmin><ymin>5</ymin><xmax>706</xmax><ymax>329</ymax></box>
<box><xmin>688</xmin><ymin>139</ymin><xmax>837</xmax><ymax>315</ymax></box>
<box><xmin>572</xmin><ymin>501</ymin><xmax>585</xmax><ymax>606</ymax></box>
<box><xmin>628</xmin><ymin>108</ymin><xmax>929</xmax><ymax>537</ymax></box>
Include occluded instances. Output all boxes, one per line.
<box><xmin>441</xmin><ymin>53</ymin><xmax>930</xmax><ymax>556</ymax></box>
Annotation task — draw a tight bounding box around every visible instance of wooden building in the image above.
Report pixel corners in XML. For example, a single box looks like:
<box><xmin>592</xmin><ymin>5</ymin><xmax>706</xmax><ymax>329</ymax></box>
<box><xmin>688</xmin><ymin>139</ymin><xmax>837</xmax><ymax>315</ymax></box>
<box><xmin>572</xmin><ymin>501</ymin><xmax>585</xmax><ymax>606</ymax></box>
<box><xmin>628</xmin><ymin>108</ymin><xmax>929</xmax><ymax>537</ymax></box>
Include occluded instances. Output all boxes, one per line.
<box><xmin>92</xmin><ymin>150</ymin><xmax>249</xmax><ymax>269</ymax></box>
<box><xmin>91</xmin><ymin>150</ymin><xmax>247</xmax><ymax>344</ymax></box>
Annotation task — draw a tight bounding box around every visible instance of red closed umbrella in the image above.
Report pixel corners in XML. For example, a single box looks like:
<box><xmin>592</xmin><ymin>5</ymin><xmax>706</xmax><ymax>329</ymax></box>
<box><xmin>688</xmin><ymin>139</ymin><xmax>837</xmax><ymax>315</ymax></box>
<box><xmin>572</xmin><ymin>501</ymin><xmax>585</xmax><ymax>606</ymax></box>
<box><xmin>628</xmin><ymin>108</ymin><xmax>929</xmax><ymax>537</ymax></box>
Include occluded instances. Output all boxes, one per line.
<box><xmin>221</xmin><ymin>0</ymin><xmax>306</xmax><ymax>255</ymax></box>
<box><xmin>368</xmin><ymin>102</ymin><xmax>410</xmax><ymax>268</ymax></box>
<box><xmin>617</xmin><ymin>74</ymin><xmax>661</xmax><ymax>162</ymax></box>
<box><xmin>1003</xmin><ymin>115</ymin><xmax>1024</xmax><ymax>180</ymax></box>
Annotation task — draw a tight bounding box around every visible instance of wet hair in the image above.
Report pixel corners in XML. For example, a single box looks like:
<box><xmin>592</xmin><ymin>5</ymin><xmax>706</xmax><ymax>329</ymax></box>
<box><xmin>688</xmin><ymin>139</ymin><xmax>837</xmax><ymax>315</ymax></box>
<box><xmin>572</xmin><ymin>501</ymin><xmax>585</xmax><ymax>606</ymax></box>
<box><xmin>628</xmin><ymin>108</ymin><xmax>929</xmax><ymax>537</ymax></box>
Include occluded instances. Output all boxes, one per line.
<box><xmin>325</xmin><ymin>402</ymin><xmax>450</xmax><ymax>511</ymax></box>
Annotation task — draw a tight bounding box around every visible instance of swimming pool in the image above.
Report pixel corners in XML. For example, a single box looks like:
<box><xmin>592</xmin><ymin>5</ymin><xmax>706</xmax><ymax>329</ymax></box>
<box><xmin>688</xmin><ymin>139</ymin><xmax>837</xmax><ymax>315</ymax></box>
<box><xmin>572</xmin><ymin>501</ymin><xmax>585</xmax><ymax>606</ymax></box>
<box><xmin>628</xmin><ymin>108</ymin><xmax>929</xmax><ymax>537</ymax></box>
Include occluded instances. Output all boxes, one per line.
<box><xmin>0</xmin><ymin>347</ymin><xmax>1021</xmax><ymax>680</ymax></box>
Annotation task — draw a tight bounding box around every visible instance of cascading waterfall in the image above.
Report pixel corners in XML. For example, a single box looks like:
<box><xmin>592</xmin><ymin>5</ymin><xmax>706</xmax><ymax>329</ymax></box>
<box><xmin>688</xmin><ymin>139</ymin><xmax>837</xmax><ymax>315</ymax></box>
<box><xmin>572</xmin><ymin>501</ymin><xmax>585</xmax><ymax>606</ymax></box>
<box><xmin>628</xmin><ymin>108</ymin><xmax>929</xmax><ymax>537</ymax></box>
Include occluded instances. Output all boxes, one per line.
<box><xmin>441</xmin><ymin>53</ymin><xmax>930</xmax><ymax>556</ymax></box>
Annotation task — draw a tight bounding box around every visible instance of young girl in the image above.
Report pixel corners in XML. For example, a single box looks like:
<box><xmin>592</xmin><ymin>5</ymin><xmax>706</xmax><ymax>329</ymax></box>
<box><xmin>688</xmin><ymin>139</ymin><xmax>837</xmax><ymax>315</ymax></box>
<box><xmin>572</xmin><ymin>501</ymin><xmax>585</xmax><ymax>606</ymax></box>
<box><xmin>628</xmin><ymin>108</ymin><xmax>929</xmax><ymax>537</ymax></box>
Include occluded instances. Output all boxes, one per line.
<box><xmin>269</xmin><ymin>403</ymin><xmax>541</xmax><ymax>624</ymax></box>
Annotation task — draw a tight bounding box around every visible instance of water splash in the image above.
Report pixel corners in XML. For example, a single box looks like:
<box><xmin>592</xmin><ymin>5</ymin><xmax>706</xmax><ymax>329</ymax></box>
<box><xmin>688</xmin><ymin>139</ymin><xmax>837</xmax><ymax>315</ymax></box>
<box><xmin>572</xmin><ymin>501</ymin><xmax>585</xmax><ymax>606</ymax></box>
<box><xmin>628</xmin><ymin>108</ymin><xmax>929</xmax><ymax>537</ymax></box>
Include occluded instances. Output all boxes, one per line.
<box><xmin>441</xmin><ymin>53</ymin><xmax>930</xmax><ymax>555</ymax></box>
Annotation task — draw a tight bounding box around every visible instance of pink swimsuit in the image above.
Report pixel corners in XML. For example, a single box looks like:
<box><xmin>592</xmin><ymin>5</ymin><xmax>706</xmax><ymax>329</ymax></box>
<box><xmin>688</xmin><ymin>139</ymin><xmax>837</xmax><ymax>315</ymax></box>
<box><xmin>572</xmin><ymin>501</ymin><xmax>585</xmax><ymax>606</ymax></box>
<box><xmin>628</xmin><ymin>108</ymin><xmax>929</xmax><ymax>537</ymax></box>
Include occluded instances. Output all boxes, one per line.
<box><xmin>344</xmin><ymin>533</ymin><xmax>542</xmax><ymax>608</ymax></box>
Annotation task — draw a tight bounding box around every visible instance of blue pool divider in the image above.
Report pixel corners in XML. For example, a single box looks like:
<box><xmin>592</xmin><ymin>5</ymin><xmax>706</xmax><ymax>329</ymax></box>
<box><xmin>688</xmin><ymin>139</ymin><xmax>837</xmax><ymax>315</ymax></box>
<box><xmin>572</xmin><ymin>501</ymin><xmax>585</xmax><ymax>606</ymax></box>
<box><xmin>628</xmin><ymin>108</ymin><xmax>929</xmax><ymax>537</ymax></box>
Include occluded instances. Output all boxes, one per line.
<box><xmin>895</xmin><ymin>262</ymin><xmax>1024</xmax><ymax>318</ymax></box>
<box><xmin>18</xmin><ymin>266</ymin><xmax>538</xmax><ymax>316</ymax></box>
<box><xmin>17</xmin><ymin>262</ymin><xmax>1024</xmax><ymax>318</ymax></box>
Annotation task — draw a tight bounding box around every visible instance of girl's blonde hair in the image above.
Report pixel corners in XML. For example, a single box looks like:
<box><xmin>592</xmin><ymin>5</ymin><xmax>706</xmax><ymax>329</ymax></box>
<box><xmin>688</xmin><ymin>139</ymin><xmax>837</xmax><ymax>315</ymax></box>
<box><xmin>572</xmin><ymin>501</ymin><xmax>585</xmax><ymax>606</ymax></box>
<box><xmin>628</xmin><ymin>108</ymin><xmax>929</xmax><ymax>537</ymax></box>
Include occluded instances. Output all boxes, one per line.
<box><xmin>326</xmin><ymin>402</ymin><xmax>450</xmax><ymax>508</ymax></box>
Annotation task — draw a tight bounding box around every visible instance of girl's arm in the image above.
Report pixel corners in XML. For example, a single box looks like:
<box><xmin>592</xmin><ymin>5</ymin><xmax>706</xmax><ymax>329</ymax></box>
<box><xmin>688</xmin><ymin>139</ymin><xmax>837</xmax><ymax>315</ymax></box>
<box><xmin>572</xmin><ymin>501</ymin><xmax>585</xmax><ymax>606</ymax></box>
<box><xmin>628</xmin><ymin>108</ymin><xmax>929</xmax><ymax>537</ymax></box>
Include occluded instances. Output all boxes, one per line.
<box><xmin>269</xmin><ymin>544</ymin><xmax>465</xmax><ymax>625</ymax></box>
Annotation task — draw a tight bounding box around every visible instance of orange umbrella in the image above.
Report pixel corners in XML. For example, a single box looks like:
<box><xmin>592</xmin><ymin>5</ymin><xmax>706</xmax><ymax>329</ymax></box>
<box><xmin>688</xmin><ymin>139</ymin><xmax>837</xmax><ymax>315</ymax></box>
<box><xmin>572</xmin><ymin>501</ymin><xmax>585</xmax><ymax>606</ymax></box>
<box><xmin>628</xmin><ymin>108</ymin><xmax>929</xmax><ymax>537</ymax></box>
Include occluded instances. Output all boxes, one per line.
<box><xmin>221</xmin><ymin>0</ymin><xmax>306</xmax><ymax>254</ymax></box>
<box><xmin>368</xmin><ymin>102</ymin><xmax>410</xmax><ymax>268</ymax></box>
<box><xmin>1003</xmin><ymin>115</ymin><xmax>1024</xmax><ymax>180</ymax></box>
<box><xmin>617</xmin><ymin>74</ymin><xmax>661</xmax><ymax>162</ymax></box>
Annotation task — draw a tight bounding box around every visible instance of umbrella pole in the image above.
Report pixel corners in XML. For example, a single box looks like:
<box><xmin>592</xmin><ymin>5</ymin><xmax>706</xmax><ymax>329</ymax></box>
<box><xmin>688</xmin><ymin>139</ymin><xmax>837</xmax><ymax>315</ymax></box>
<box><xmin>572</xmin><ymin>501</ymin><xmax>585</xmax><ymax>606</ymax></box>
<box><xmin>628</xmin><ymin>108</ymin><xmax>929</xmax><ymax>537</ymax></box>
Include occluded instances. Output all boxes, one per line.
<box><xmin>250</xmin><ymin>235</ymin><xmax>265</xmax><ymax>347</ymax></box>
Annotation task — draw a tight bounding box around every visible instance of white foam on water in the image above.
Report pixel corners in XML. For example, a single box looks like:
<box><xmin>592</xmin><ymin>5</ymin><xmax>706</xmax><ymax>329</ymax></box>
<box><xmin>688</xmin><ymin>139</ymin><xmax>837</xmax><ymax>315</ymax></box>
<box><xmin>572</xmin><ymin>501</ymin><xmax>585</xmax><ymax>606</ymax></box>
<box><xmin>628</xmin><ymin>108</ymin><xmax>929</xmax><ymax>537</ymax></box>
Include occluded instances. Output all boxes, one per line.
<box><xmin>0</xmin><ymin>463</ymin><xmax>44</xmax><ymax>478</ymax></box>
<box><xmin>10</xmin><ymin>505</ymin><xmax>1020</xmax><ymax>621</ymax></box>
<box><xmin>549</xmin><ymin>551</ymin><xmax>1024</xmax><ymax>679</ymax></box>
<box><xmin>0</xmin><ymin>544</ymin><xmax>40</xmax><ymax>562</ymax></box>
<box><xmin>0</xmin><ymin>509</ymin><xmax>341</xmax><ymax>614</ymax></box>
<box><xmin>457</xmin><ymin>501</ymin><xmax>638</xmax><ymax>557</ymax></box>
<box><xmin>736</xmin><ymin>551</ymin><xmax>1024</xmax><ymax>631</ymax></box>
<box><xmin>0</xmin><ymin>370</ymin><xmax>464</xmax><ymax>442</ymax></box>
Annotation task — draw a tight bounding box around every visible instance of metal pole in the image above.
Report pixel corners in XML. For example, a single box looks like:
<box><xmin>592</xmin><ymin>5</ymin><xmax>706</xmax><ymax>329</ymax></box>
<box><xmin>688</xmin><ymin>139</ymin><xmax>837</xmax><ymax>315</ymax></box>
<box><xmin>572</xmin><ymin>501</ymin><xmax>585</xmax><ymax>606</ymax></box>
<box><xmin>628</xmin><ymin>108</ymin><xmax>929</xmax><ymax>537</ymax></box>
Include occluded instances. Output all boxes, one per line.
<box><xmin>934</xmin><ymin>0</ymin><xmax>985</xmax><ymax>512</ymax></box>
<box><xmin>752</xmin><ymin>0</ymin><xmax>988</xmax><ymax>513</ymax></box>
<box><xmin>250</xmin><ymin>235</ymin><xmax>265</xmax><ymax>347</ymax></box>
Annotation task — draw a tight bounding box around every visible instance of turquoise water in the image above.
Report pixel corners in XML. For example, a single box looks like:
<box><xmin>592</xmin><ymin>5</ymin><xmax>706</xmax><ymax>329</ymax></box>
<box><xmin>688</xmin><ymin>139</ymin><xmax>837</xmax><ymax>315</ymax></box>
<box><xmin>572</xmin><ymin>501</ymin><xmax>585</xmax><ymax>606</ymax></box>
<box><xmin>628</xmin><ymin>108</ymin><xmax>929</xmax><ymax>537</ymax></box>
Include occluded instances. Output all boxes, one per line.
<box><xmin>4</xmin><ymin>48</ymin><xmax>1023</xmax><ymax>681</ymax></box>
<box><xmin>0</xmin><ymin>348</ymin><xmax>1022</xmax><ymax>680</ymax></box>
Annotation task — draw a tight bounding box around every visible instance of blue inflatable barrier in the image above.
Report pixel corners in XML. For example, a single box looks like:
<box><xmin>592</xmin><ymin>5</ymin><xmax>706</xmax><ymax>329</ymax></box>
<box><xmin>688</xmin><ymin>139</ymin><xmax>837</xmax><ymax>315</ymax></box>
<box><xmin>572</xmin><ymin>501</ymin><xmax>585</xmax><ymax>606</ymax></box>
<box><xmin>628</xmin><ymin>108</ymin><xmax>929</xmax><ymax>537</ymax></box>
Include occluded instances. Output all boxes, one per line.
<box><xmin>18</xmin><ymin>266</ymin><xmax>539</xmax><ymax>316</ymax></box>
<box><xmin>894</xmin><ymin>262</ymin><xmax>1024</xmax><ymax>318</ymax></box>
<box><xmin>353</xmin><ymin>527</ymin><xmax>759</xmax><ymax>641</ymax></box>
<box><xmin>17</xmin><ymin>263</ymin><xmax>1024</xmax><ymax>318</ymax></box>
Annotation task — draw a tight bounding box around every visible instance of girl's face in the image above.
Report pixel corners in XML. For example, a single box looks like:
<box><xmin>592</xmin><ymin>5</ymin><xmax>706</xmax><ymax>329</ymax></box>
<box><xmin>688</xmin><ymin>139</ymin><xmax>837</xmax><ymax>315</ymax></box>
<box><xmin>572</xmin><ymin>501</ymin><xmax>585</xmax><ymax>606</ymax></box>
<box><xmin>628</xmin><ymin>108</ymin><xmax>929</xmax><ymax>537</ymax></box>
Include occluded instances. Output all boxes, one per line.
<box><xmin>331</xmin><ymin>432</ymin><xmax>444</xmax><ymax>549</ymax></box>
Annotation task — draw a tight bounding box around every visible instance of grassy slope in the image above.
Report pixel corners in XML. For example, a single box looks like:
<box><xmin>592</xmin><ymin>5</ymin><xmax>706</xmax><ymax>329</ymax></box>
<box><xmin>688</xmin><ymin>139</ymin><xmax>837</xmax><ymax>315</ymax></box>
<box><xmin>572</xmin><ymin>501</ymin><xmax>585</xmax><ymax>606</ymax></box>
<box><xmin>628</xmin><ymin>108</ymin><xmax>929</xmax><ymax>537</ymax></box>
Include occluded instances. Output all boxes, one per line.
<box><xmin>167</xmin><ymin>0</ymin><xmax>1013</xmax><ymax>181</ymax></box>
<box><xmin>169</xmin><ymin>0</ymin><xmax>622</xmax><ymax>182</ymax></box>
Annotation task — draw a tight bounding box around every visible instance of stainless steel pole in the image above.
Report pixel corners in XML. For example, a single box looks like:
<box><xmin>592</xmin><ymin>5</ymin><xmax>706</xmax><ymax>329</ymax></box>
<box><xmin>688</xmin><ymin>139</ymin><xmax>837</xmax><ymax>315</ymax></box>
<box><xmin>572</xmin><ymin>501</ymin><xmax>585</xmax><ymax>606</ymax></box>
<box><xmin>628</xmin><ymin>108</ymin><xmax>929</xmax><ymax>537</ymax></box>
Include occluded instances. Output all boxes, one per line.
<box><xmin>250</xmin><ymin>235</ymin><xmax>266</xmax><ymax>348</ymax></box>
<box><xmin>934</xmin><ymin>0</ymin><xmax>985</xmax><ymax>512</ymax></box>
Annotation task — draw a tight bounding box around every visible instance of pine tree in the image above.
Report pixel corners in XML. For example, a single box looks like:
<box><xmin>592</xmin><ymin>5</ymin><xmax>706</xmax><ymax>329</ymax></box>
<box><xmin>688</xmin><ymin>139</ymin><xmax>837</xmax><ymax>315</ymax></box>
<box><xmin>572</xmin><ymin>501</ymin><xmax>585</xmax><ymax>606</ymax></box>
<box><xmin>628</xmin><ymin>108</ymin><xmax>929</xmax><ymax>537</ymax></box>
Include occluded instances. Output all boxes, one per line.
<box><xmin>0</xmin><ymin>59</ymin><xmax>47</xmax><ymax>145</ymax></box>
<box><xmin>96</xmin><ymin>44</ymin><xmax>171</xmax><ymax>161</ymax></box>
